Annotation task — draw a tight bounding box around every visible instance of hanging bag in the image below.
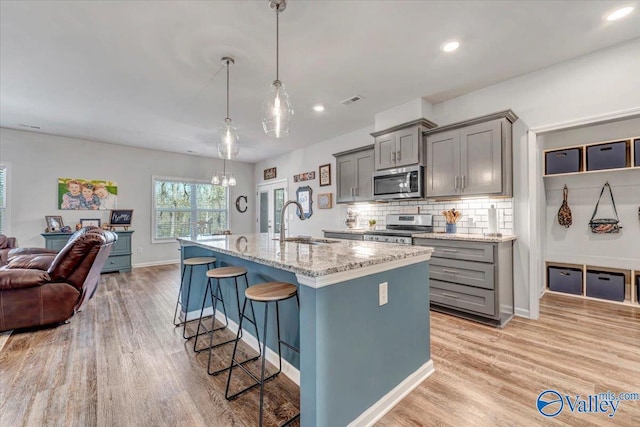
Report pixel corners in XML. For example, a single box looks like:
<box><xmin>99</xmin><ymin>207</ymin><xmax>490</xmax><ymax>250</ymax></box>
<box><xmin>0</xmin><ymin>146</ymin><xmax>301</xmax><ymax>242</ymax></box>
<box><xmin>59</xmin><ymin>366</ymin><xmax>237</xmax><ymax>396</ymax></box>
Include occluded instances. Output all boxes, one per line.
<box><xmin>557</xmin><ymin>185</ymin><xmax>572</xmax><ymax>228</ymax></box>
<box><xmin>588</xmin><ymin>182</ymin><xmax>622</xmax><ymax>234</ymax></box>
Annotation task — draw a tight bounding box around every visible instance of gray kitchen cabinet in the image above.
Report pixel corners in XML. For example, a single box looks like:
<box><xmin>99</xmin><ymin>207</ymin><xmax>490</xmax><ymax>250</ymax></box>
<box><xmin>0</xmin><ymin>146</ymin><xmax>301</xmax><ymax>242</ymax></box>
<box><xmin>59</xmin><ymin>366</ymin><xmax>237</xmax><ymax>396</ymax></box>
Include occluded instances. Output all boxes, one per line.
<box><xmin>372</xmin><ymin>118</ymin><xmax>437</xmax><ymax>171</ymax></box>
<box><xmin>414</xmin><ymin>237</ymin><xmax>514</xmax><ymax>327</ymax></box>
<box><xmin>333</xmin><ymin>145</ymin><xmax>375</xmax><ymax>203</ymax></box>
<box><xmin>425</xmin><ymin>110</ymin><xmax>517</xmax><ymax>198</ymax></box>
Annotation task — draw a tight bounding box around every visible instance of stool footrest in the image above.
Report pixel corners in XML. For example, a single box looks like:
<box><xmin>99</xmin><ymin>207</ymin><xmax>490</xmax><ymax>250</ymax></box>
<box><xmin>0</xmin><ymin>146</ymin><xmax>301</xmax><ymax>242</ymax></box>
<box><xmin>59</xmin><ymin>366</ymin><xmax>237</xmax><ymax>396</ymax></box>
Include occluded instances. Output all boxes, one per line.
<box><xmin>193</xmin><ymin>325</ymin><xmax>232</xmax><ymax>353</ymax></box>
<box><xmin>225</xmin><ymin>360</ymin><xmax>279</xmax><ymax>400</ymax></box>
<box><xmin>212</xmin><ymin>353</ymin><xmax>260</xmax><ymax>377</ymax></box>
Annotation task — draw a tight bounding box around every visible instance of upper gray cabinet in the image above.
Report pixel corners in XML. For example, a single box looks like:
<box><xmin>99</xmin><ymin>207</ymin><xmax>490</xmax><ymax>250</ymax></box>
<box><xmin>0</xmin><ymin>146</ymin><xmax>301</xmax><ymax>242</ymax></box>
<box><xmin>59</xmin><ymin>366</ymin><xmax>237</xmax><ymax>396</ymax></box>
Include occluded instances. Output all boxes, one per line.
<box><xmin>334</xmin><ymin>145</ymin><xmax>375</xmax><ymax>204</ymax></box>
<box><xmin>371</xmin><ymin>118</ymin><xmax>437</xmax><ymax>171</ymax></box>
<box><xmin>425</xmin><ymin>110</ymin><xmax>517</xmax><ymax>198</ymax></box>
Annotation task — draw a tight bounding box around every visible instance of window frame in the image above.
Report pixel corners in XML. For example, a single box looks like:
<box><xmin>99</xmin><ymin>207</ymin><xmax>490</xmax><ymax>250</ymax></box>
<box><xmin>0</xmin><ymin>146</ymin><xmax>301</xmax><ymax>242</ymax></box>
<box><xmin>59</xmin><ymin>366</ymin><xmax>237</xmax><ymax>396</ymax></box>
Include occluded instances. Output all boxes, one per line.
<box><xmin>151</xmin><ymin>175</ymin><xmax>229</xmax><ymax>244</ymax></box>
<box><xmin>0</xmin><ymin>163</ymin><xmax>10</xmax><ymax>235</ymax></box>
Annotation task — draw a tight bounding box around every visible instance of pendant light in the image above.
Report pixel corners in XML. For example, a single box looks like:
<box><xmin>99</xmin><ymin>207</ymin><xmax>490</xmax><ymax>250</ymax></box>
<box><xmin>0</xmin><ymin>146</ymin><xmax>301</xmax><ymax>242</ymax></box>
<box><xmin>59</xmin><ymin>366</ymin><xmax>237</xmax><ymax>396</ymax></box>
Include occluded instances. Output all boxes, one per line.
<box><xmin>262</xmin><ymin>0</ymin><xmax>293</xmax><ymax>138</ymax></box>
<box><xmin>211</xmin><ymin>159</ymin><xmax>236</xmax><ymax>187</ymax></box>
<box><xmin>218</xmin><ymin>57</ymin><xmax>240</xmax><ymax>159</ymax></box>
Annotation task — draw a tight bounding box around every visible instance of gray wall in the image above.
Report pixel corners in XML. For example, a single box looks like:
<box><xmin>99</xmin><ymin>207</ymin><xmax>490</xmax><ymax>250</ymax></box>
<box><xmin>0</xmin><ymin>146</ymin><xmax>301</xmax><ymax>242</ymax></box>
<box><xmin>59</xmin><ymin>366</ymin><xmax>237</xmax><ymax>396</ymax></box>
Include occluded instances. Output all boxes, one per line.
<box><xmin>0</xmin><ymin>128</ymin><xmax>255</xmax><ymax>266</ymax></box>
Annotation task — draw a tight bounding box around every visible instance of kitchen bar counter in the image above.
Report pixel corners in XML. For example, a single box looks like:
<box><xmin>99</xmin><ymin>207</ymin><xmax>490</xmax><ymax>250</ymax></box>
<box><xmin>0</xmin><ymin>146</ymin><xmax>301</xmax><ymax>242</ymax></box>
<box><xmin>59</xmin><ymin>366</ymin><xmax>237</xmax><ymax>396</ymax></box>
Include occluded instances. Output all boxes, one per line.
<box><xmin>321</xmin><ymin>228</ymin><xmax>368</xmax><ymax>235</ymax></box>
<box><xmin>412</xmin><ymin>232</ymin><xmax>517</xmax><ymax>243</ymax></box>
<box><xmin>178</xmin><ymin>234</ymin><xmax>434</xmax><ymax>426</ymax></box>
<box><xmin>179</xmin><ymin>233</ymin><xmax>432</xmax><ymax>284</ymax></box>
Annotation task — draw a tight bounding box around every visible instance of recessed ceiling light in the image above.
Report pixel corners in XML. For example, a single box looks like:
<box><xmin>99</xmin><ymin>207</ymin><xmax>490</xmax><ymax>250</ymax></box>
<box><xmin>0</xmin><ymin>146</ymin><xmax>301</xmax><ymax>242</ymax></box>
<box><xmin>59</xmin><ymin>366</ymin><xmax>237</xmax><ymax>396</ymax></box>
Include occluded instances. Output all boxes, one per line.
<box><xmin>313</xmin><ymin>105</ymin><xmax>325</xmax><ymax>112</ymax></box>
<box><xmin>441</xmin><ymin>40</ymin><xmax>460</xmax><ymax>53</ymax></box>
<box><xmin>606</xmin><ymin>6</ymin><xmax>633</xmax><ymax>21</ymax></box>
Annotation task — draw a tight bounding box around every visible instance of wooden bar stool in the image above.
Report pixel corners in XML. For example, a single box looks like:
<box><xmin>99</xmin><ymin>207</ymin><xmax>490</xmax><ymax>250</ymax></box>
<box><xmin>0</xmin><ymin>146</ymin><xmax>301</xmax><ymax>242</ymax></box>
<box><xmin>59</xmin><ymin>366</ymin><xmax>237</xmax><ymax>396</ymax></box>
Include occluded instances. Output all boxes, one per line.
<box><xmin>173</xmin><ymin>256</ymin><xmax>217</xmax><ymax>339</ymax></box>
<box><xmin>225</xmin><ymin>282</ymin><xmax>300</xmax><ymax>427</ymax></box>
<box><xmin>193</xmin><ymin>266</ymin><xmax>262</xmax><ymax>377</ymax></box>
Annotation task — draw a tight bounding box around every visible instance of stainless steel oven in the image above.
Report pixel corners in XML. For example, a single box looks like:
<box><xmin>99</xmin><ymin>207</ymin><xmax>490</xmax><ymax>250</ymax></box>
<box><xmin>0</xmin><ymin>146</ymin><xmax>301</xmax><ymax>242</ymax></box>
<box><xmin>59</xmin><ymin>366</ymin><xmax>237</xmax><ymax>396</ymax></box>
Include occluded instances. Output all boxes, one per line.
<box><xmin>373</xmin><ymin>165</ymin><xmax>424</xmax><ymax>200</ymax></box>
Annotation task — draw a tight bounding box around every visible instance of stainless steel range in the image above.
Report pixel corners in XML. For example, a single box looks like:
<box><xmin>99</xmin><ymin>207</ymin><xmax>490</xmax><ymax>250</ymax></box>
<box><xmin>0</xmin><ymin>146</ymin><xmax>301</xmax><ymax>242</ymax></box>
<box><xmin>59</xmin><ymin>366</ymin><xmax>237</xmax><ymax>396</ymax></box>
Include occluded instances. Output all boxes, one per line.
<box><xmin>364</xmin><ymin>214</ymin><xmax>433</xmax><ymax>245</ymax></box>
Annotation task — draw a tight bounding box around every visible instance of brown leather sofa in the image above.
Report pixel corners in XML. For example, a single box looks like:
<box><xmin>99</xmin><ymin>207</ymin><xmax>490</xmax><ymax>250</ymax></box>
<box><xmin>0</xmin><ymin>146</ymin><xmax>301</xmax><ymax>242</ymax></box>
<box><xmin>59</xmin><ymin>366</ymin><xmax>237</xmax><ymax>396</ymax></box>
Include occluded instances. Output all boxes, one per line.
<box><xmin>0</xmin><ymin>227</ymin><xmax>117</xmax><ymax>331</ymax></box>
<box><xmin>0</xmin><ymin>234</ymin><xmax>17</xmax><ymax>266</ymax></box>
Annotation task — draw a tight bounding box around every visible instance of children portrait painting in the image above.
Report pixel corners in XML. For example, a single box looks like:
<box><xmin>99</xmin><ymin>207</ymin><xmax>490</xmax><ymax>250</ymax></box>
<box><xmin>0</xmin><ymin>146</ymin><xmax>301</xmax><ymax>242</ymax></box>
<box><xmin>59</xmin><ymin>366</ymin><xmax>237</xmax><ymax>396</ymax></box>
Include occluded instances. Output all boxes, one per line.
<box><xmin>58</xmin><ymin>178</ymin><xmax>118</xmax><ymax>210</ymax></box>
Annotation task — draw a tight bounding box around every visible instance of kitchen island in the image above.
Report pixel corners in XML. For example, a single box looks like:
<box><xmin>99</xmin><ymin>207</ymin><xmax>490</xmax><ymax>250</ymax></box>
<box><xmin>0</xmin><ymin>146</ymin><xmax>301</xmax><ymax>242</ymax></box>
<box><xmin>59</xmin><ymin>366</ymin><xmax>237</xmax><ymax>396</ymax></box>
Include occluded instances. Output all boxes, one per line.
<box><xmin>178</xmin><ymin>234</ymin><xmax>433</xmax><ymax>426</ymax></box>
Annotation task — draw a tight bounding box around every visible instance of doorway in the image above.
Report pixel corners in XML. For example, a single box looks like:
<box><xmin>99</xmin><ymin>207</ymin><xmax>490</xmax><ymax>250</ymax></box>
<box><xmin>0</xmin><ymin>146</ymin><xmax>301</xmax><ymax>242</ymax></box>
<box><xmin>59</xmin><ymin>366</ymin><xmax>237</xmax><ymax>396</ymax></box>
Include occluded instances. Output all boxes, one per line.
<box><xmin>257</xmin><ymin>179</ymin><xmax>287</xmax><ymax>235</ymax></box>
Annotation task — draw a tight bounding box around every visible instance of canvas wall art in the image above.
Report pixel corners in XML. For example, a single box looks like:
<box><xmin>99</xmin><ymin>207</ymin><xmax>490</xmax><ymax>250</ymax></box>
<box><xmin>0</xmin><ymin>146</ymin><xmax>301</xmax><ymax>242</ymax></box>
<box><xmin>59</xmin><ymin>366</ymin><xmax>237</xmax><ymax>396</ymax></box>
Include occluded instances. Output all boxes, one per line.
<box><xmin>58</xmin><ymin>178</ymin><xmax>118</xmax><ymax>210</ymax></box>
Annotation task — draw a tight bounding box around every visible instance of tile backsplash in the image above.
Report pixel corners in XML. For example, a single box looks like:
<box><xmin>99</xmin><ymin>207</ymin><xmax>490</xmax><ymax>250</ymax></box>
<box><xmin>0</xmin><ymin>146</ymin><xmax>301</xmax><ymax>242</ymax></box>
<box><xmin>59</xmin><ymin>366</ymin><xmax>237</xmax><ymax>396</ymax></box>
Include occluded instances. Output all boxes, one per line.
<box><xmin>343</xmin><ymin>198</ymin><xmax>514</xmax><ymax>235</ymax></box>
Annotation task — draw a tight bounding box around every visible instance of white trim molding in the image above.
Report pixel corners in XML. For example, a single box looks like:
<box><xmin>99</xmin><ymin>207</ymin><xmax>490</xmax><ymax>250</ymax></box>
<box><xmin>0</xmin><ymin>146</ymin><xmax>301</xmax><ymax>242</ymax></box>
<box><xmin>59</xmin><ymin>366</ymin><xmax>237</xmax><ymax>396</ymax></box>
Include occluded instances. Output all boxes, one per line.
<box><xmin>133</xmin><ymin>259</ymin><xmax>180</xmax><ymax>269</ymax></box>
<box><xmin>295</xmin><ymin>253</ymin><xmax>433</xmax><ymax>289</ymax></box>
<box><xmin>347</xmin><ymin>359</ymin><xmax>435</xmax><ymax>427</ymax></box>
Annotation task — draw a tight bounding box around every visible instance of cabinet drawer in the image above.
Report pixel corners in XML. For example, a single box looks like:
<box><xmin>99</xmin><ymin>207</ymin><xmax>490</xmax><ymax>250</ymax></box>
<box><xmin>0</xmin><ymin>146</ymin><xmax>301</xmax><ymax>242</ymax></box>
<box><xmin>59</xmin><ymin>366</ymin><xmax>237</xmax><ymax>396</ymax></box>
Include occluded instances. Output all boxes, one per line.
<box><xmin>414</xmin><ymin>239</ymin><xmax>494</xmax><ymax>263</ymax></box>
<box><xmin>103</xmin><ymin>255</ymin><xmax>131</xmax><ymax>272</ymax></box>
<box><xmin>111</xmin><ymin>234</ymin><xmax>132</xmax><ymax>255</ymax></box>
<box><xmin>430</xmin><ymin>258</ymin><xmax>495</xmax><ymax>290</ymax></box>
<box><xmin>430</xmin><ymin>280</ymin><xmax>495</xmax><ymax>316</ymax></box>
<box><xmin>323</xmin><ymin>232</ymin><xmax>364</xmax><ymax>241</ymax></box>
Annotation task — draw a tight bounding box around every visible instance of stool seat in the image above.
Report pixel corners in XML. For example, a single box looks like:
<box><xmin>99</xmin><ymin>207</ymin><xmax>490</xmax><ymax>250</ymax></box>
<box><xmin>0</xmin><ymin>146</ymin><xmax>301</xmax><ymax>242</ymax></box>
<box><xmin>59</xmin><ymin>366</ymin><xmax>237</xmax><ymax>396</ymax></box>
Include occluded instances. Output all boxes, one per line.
<box><xmin>183</xmin><ymin>256</ymin><xmax>218</xmax><ymax>266</ymax></box>
<box><xmin>206</xmin><ymin>266</ymin><xmax>248</xmax><ymax>278</ymax></box>
<box><xmin>245</xmin><ymin>282</ymin><xmax>297</xmax><ymax>302</ymax></box>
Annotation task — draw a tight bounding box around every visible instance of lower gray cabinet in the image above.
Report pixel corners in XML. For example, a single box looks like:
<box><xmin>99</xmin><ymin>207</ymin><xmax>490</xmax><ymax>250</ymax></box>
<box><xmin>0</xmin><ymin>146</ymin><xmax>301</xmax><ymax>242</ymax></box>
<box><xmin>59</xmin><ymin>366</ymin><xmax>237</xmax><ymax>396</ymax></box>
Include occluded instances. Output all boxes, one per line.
<box><xmin>414</xmin><ymin>238</ymin><xmax>514</xmax><ymax>327</ymax></box>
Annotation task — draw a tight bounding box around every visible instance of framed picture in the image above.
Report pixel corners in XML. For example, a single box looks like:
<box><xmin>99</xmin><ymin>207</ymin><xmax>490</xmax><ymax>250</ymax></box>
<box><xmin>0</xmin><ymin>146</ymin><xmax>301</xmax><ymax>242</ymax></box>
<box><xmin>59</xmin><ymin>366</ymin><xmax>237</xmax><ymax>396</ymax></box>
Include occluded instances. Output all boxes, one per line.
<box><xmin>80</xmin><ymin>218</ymin><xmax>101</xmax><ymax>228</ymax></box>
<box><xmin>45</xmin><ymin>215</ymin><xmax>64</xmax><ymax>232</ymax></box>
<box><xmin>319</xmin><ymin>163</ymin><xmax>331</xmax><ymax>186</ymax></box>
<box><xmin>317</xmin><ymin>193</ymin><xmax>333</xmax><ymax>209</ymax></box>
<box><xmin>296</xmin><ymin>186</ymin><xmax>313</xmax><ymax>219</ymax></box>
<box><xmin>58</xmin><ymin>177</ymin><xmax>118</xmax><ymax>210</ymax></box>
<box><xmin>109</xmin><ymin>209</ymin><xmax>133</xmax><ymax>229</ymax></box>
<box><xmin>293</xmin><ymin>171</ymin><xmax>315</xmax><ymax>182</ymax></box>
<box><xmin>264</xmin><ymin>167</ymin><xmax>277</xmax><ymax>180</ymax></box>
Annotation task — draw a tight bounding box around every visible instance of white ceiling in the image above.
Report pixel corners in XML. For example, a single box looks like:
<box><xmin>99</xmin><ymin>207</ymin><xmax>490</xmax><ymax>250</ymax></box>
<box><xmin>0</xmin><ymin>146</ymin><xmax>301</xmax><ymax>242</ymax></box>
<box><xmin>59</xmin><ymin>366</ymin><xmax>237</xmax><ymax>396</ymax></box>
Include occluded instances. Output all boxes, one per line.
<box><xmin>1</xmin><ymin>1</ymin><xmax>639</xmax><ymax>163</ymax></box>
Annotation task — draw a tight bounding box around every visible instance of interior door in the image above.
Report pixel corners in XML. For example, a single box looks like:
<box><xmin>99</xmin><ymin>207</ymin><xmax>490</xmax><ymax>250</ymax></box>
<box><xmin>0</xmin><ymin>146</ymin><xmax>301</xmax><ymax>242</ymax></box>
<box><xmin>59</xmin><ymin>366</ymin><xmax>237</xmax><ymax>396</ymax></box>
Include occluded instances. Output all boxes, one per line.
<box><xmin>257</xmin><ymin>180</ymin><xmax>287</xmax><ymax>234</ymax></box>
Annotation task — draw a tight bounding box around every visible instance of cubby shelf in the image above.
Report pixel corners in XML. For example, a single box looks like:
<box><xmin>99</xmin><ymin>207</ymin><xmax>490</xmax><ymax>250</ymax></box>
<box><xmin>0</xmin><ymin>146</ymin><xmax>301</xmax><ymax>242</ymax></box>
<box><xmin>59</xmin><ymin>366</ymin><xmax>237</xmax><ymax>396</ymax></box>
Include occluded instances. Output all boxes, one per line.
<box><xmin>546</xmin><ymin>261</ymin><xmax>639</xmax><ymax>306</ymax></box>
<box><xmin>543</xmin><ymin>136</ymin><xmax>639</xmax><ymax>177</ymax></box>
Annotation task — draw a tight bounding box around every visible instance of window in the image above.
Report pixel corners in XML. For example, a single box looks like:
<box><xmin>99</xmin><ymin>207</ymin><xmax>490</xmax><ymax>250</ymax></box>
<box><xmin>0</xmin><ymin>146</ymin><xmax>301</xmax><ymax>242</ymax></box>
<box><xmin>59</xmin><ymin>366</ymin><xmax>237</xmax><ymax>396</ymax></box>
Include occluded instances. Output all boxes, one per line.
<box><xmin>0</xmin><ymin>164</ymin><xmax>7</xmax><ymax>234</ymax></box>
<box><xmin>152</xmin><ymin>177</ymin><xmax>228</xmax><ymax>242</ymax></box>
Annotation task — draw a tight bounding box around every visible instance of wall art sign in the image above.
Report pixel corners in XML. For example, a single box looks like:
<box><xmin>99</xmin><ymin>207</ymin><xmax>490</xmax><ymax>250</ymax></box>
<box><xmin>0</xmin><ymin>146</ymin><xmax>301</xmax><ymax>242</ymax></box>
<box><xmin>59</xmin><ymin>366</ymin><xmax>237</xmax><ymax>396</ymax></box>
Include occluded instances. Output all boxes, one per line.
<box><xmin>293</xmin><ymin>171</ymin><xmax>315</xmax><ymax>182</ymax></box>
<box><xmin>317</xmin><ymin>193</ymin><xmax>332</xmax><ymax>209</ymax></box>
<box><xmin>296</xmin><ymin>186</ymin><xmax>313</xmax><ymax>219</ymax></box>
<box><xmin>319</xmin><ymin>163</ymin><xmax>331</xmax><ymax>186</ymax></box>
<box><xmin>58</xmin><ymin>177</ymin><xmax>118</xmax><ymax>210</ymax></box>
<box><xmin>264</xmin><ymin>167</ymin><xmax>277</xmax><ymax>180</ymax></box>
<box><xmin>108</xmin><ymin>209</ymin><xmax>133</xmax><ymax>230</ymax></box>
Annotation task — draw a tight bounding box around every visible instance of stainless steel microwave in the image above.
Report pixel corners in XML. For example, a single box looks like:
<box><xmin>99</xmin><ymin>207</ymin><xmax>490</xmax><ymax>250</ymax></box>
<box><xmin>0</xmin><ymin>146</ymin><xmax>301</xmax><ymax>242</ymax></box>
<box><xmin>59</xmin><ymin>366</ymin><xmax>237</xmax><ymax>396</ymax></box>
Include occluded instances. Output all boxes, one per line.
<box><xmin>373</xmin><ymin>165</ymin><xmax>425</xmax><ymax>200</ymax></box>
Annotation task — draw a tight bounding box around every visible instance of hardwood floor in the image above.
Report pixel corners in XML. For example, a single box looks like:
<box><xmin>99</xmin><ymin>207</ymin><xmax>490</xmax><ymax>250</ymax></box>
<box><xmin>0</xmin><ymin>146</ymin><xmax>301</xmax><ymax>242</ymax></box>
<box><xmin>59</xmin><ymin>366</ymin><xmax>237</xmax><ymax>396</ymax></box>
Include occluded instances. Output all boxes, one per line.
<box><xmin>1</xmin><ymin>264</ymin><xmax>638</xmax><ymax>426</ymax></box>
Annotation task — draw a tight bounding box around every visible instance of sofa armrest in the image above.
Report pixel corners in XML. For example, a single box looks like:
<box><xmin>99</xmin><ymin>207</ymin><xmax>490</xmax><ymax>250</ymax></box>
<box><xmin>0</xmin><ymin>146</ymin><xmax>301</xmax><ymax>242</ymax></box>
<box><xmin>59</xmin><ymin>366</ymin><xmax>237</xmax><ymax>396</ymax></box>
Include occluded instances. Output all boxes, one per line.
<box><xmin>0</xmin><ymin>269</ymin><xmax>51</xmax><ymax>290</ymax></box>
<box><xmin>5</xmin><ymin>254</ymin><xmax>56</xmax><ymax>271</ymax></box>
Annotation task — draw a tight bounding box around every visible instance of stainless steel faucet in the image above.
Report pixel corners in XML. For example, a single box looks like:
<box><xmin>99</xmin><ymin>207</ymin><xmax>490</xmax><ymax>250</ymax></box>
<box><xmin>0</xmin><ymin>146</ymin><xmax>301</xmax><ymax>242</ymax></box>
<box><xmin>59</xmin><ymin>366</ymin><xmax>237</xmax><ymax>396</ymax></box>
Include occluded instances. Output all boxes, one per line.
<box><xmin>280</xmin><ymin>200</ymin><xmax>306</xmax><ymax>241</ymax></box>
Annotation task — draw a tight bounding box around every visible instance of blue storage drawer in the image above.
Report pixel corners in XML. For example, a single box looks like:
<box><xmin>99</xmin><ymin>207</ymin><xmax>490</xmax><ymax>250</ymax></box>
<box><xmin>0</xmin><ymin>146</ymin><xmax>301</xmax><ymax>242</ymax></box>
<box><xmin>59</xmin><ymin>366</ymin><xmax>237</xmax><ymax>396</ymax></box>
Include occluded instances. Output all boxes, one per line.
<box><xmin>586</xmin><ymin>270</ymin><xmax>625</xmax><ymax>302</ymax></box>
<box><xmin>545</xmin><ymin>148</ymin><xmax>581</xmax><ymax>175</ymax></box>
<box><xmin>635</xmin><ymin>139</ymin><xmax>639</xmax><ymax>167</ymax></box>
<box><xmin>586</xmin><ymin>141</ymin><xmax>627</xmax><ymax>171</ymax></box>
<box><xmin>548</xmin><ymin>266</ymin><xmax>582</xmax><ymax>295</ymax></box>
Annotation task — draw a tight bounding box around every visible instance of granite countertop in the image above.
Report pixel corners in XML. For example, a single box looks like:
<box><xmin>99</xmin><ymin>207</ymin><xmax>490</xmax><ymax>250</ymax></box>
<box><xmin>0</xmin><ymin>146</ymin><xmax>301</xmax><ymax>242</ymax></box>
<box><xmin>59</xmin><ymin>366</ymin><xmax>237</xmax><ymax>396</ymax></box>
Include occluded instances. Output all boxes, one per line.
<box><xmin>322</xmin><ymin>228</ymin><xmax>369</xmax><ymax>234</ymax></box>
<box><xmin>178</xmin><ymin>234</ymin><xmax>433</xmax><ymax>278</ymax></box>
<box><xmin>412</xmin><ymin>232</ymin><xmax>517</xmax><ymax>243</ymax></box>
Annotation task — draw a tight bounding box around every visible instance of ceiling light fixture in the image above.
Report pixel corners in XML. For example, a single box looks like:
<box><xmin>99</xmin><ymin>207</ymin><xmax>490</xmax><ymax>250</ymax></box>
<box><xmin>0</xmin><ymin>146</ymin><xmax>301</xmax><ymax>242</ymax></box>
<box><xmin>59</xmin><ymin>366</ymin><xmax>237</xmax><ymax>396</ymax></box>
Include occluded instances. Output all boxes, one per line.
<box><xmin>262</xmin><ymin>0</ymin><xmax>293</xmax><ymax>138</ymax></box>
<box><xmin>211</xmin><ymin>159</ymin><xmax>236</xmax><ymax>187</ymax></box>
<box><xmin>605</xmin><ymin>6</ymin><xmax>634</xmax><ymax>21</ymax></box>
<box><xmin>441</xmin><ymin>40</ymin><xmax>460</xmax><ymax>53</ymax></box>
<box><xmin>313</xmin><ymin>105</ymin><xmax>325</xmax><ymax>112</ymax></box>
<box><xmin>218</xmin><ymin>57</ymin><xmax>239</xmax><ymax>160</ymax></box>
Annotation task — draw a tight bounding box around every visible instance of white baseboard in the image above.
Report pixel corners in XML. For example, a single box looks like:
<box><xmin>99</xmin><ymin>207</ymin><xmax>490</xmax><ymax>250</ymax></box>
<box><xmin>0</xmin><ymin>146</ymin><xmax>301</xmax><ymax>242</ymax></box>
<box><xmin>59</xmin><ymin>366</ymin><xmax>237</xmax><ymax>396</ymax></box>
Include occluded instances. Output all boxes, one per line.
<box><xmin>515</xmin><ymin>307</ymin><xmax>531</xmax><ymax>318</ymax></box>
<box><xmin>184</xmin><ymin>307</ymin><xmax>300</xmax><ymax>386</ymax></box>
<box><xmin>133</xmin><ymin>259</ymin><xmax>180</xmax><ymax>269</ymax></box>
<box><xmin>347</xmin><ymin>359</ymin><xmax>435</xmax><ymax>427</ymax></box>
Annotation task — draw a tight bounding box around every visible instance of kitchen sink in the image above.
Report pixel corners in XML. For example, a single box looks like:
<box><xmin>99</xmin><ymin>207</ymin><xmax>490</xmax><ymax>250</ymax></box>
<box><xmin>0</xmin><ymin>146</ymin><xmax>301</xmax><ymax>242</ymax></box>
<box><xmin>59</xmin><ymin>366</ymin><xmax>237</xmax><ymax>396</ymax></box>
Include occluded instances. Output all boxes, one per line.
<box><xmin>274</xmin><ymin>237</ymin><xmax>340</xmax><ymax>245</ymax></box>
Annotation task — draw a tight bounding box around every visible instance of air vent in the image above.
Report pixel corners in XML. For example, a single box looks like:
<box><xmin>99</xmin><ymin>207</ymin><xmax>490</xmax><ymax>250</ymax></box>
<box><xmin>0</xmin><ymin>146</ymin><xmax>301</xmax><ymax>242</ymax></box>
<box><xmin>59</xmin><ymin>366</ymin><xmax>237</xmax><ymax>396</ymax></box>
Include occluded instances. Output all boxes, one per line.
<box><xmin>19</xmin><ymin>123</ymin><xmax>41</xmax><ymax>129</ymax></box>
<box><xmin>341</xmin><ymin>95</ymin><xmax>364</xmax><ymax>106</ymax></box>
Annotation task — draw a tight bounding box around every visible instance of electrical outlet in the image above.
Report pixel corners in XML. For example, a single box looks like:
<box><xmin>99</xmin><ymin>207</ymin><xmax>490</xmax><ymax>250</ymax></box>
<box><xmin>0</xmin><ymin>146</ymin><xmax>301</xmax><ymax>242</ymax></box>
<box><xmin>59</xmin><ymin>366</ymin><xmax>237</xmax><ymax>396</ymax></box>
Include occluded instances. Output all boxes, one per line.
<box><xmin>379</xmin><ymin>282</ymin><xmax>388</xmax><ymax>306</ymax></box>
<box><xmin>137</xmin><ymin>247</ymin><xmax>143</xmax><ymax>254</ymax></box>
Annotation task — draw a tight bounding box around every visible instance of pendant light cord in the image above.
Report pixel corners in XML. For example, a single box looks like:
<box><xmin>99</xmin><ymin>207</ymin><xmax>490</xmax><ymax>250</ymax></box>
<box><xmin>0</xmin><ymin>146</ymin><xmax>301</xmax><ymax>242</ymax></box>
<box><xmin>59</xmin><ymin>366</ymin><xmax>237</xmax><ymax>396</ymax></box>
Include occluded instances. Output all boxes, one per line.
<box><xmin>226</xmin><ymin>60</ymin><xmax>230</xmax><ymax>119</ymax></box>
<box><xmin>276</xmin><ymin>4</ymin><xmax>279</xmax><ymax>81</ymax></box>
